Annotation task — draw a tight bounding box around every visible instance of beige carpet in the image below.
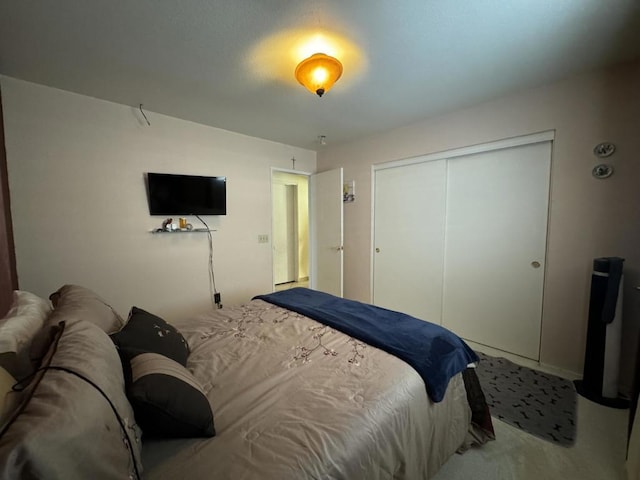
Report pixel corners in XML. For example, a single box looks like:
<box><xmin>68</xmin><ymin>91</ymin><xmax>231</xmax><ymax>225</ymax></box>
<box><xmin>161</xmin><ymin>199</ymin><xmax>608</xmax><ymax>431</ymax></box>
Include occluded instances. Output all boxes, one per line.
<box><xmin>433</xmin><ymin>394</ymin><xmax>628</xmax><ymax>480</ymax></box>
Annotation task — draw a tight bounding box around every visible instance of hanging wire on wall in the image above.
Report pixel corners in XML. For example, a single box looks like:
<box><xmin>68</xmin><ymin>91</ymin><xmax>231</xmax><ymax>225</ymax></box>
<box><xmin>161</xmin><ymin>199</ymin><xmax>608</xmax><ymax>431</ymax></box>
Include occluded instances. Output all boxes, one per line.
<box><xmin>195</xmin><ymin>214</ymin><xmax>221</xmax><ymax>309</ymax></box>
<box><xmin>139</xmin><ymin>104</ymin><xmax>151</xmax><ymax>126</ymax></box>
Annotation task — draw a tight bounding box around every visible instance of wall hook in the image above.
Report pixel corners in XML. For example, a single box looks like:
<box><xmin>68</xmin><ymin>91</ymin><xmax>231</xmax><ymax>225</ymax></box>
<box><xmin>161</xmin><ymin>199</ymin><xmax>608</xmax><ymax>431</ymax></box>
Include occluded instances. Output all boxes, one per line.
<box><xmin>592</xmin><ymin>164</ymin><xmax>614</xmax><ymax>179</ymax></box>
<box><xmin>139</xmin><ymin>104</ymin><xmax>151</xmax><ymax>126</ymax></box>
<box><xmin>593</xmin><ymin>142</ymin><xmax>615</xmax><ymax>158</ymax></box>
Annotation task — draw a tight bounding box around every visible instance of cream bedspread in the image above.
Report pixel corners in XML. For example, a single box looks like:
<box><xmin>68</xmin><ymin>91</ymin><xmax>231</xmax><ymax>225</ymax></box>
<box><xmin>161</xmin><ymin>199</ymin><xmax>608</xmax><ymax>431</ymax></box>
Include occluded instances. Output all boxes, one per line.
<box><xmin>143</xmin><ymin>299</ymin><xmax>473</xmax><ymax>479</ymax></box>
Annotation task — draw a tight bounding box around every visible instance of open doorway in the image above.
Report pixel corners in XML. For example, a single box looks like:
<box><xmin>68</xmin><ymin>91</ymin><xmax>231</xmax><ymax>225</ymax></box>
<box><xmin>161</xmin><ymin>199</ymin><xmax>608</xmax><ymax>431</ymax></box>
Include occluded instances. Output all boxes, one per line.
<box><xmin>272</xmin><ymin>170</ymin><xmax>310</xmax><ymax>291</ymax></box>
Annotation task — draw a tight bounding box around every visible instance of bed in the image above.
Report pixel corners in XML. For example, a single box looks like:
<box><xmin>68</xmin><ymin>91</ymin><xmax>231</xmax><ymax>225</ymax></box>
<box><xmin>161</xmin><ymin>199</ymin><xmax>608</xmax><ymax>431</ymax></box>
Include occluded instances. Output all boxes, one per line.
<box><xmin>0</xmin><ymin>285</ymin><xmax>493</xmax><ymax>479</ymax></box>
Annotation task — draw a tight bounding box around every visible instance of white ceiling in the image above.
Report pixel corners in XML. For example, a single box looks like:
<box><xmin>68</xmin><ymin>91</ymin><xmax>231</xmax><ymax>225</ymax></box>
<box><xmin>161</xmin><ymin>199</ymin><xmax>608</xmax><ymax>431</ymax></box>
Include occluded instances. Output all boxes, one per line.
<box><xmin>1</xmin><ymin>1</ymin><xmax>639</xmax><ymax>150</ymax></box>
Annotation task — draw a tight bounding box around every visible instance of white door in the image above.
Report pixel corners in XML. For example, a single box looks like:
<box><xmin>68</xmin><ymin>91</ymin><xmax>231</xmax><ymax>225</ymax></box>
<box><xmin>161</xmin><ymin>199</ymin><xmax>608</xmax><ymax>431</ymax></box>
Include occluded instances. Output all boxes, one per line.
<box><xmin>273</xmin><ymin>184</ymin><xmax>298</xmax><ymax>285</ymax></box>
<box><xmin>373</xmin><ymin>160</ymin><xmax>447</xmax><ymax>321</ymax></box>
<box><xmin>441</xmin><ymin>142</ymin><xmax>551</xmax><ymax>359</ymax></box>
<box><xmin>310</xmin><ymin>168</ymin><xmax>343</xmax><ymax>297</ymax></box>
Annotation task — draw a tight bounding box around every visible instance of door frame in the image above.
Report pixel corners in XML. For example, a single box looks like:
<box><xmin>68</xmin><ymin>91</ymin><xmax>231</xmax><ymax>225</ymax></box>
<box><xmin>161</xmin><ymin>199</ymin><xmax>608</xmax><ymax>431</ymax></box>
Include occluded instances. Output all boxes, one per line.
<box><xmin>271</xmin><ymin>168</ymin><xmax>312</xmax><ymax>291</ymax></box>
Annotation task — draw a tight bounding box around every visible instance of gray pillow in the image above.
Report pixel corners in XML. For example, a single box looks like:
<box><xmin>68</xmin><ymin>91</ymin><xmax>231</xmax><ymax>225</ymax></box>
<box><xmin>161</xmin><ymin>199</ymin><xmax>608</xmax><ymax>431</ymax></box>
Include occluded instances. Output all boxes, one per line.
<box><xmin>111</xmin><ymin>307</ymin><xmax>189</xmax><ymax>366</ymax></box>
<box><xmin>0</xmin><ymin>366</ymin><xmax>16</xmax><ymax>425</ymax></box>
<box><xmin>0</xmin><ymin>320</ymin><xmax>143</xmax><ymax>480</ymax></box>
<box><xmin>48</xmin><ymin>284</ymin><xmax>124</xmax><ymax>334</ymax></box>
<box><xmin>28</xmin><ymin>285</ymin><xmax>125</xmax><ymax>373</ymax></box>
<box><xmin>126</xmin><ymin>352</ymin><xmax>215</xmax><ymax>438</ymax></box>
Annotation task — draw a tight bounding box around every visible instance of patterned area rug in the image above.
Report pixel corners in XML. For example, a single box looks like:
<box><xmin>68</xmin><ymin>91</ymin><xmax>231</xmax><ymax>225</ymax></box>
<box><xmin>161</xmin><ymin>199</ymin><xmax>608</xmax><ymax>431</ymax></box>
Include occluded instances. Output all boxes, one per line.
<box><xmin>474</xmin><ymin>351</ymin><xmax>577</xmax><ymax>446</ymax></box>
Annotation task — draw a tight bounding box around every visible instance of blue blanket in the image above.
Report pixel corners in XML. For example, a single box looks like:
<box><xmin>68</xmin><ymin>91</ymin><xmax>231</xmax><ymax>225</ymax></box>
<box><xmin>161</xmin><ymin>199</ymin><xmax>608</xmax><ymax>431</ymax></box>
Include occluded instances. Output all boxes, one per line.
<box><xmin>254</xmin><ymin>288</ymin><xmax>478</xmax><ymax>402</ymax></box>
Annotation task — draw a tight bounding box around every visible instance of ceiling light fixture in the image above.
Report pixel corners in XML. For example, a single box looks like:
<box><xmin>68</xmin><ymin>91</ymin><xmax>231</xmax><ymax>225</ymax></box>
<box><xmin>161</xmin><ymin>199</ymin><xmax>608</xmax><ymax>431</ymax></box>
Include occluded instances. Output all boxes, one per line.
<box><xmin>295</xmin><ymin>53</ymin><xmax>343</xmax><ymax>97</ymax></box>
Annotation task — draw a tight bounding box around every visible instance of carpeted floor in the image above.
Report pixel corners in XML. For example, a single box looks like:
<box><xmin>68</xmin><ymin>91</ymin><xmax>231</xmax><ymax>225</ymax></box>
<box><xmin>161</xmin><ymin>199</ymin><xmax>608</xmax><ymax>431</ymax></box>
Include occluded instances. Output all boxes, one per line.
<box><xmin>474</xmin><ymin>351</ymin><xmax>577</xmax><ymax>446</ymax></box>
<box><xmin>433</xmin><ymin>395</ymin><xmax>627</xmax><ymax>480</ymax></box>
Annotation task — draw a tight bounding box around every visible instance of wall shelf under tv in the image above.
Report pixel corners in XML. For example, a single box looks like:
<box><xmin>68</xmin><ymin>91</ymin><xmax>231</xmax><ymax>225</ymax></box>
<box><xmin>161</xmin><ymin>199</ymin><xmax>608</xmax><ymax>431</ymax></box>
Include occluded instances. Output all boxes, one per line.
<box><xmin>149</xmin><ymin>228</ymin><xmax>215</xmax><ymax>234</ymax></box>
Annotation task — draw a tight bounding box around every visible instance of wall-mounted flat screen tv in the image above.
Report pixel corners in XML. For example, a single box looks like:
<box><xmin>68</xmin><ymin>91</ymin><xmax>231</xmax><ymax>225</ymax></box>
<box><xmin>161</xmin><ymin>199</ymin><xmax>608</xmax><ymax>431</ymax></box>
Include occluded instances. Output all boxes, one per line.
<box><xmin>146</xmin><ymin>172</ymin><xmax>227</xmax><ymax>215</ymax></box>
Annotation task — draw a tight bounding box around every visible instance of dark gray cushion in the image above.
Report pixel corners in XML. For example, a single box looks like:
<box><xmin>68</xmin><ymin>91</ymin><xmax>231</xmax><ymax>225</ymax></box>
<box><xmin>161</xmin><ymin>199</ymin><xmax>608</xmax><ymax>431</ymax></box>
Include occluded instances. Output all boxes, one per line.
<box><xmin>126</xmin><ymin>352</ymin><xmax>215</xmax><ymax>438</ymax></box>
<box><xmin>111</xmin><ymin>307</ymin><xmax>189</xmax><ymax>366</ymax></box>
<box><xmin>0</xmin><ymin>320</ymin><xmax>143</xmax><ymax>480</ymax></box>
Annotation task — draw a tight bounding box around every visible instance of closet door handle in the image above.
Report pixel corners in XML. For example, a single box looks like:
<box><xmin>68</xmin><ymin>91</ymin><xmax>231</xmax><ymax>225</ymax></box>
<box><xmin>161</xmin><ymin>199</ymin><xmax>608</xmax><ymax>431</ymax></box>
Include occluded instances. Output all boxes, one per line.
<box><xmin>531</xmin><ymin>261</ymin><xmax>541</xmax><ymax>268</ymax></box>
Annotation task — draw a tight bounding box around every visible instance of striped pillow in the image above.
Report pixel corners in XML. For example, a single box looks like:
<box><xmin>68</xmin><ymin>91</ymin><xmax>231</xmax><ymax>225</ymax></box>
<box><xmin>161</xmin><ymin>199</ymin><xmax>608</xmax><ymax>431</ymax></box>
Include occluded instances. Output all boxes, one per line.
<box><xmin>126</xmin><ymin>352</ymin><xmax>215</xmax><ymax>438</ymax></box>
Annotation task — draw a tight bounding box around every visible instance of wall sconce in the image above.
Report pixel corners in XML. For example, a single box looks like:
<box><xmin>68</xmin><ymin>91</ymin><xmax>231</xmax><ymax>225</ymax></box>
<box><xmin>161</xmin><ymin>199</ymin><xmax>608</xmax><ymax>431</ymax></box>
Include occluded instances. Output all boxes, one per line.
<box><xmin>295</xmin><ymin>53</ymin><xmax>343</xmax><ymax>97</ymax></box>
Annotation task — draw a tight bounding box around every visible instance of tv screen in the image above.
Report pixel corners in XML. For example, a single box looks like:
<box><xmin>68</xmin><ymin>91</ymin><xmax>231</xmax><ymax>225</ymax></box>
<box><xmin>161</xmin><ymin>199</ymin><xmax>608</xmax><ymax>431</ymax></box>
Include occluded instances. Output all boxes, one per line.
<box><xmin>147</xmin><ymin>173</ymin><xmax>227</xmax><ymax>215</ymax></box>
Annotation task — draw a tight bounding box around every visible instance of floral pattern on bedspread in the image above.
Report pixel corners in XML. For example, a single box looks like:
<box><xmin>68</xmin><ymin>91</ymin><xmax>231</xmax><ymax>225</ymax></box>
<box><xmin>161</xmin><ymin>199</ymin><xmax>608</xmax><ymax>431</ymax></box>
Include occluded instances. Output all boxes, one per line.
<box><xmin>192</xmin><ymin>300</ymin><xmax>367</xmax><ymax>368</ymax></box>
<box><xmin>198</xmin><ymin>302</ymin><xmax>300</xmax><ymax>339</ymax></box>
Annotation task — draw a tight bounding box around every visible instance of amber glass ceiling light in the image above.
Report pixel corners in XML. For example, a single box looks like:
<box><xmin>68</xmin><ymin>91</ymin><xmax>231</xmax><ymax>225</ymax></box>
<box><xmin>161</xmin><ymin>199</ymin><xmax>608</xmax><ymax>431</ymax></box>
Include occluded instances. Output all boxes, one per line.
<box><xmin>295</xmin><ymin>53</ymin><xmax>343</xmax><ymax>97</ymax></box>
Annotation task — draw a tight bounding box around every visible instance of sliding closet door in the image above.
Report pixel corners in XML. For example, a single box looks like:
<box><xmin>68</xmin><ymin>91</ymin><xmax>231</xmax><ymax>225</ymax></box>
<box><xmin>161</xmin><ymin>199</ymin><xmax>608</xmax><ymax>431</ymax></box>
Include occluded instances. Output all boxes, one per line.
<box><xmin>441</xmin><ymin>142</ymin><xmax>551</xmax><ymax>360</ymax></box>
<box><xmin>373</xmin><ymin>159</ymin><xmax>446</xmax><ymax>322</ymax></box>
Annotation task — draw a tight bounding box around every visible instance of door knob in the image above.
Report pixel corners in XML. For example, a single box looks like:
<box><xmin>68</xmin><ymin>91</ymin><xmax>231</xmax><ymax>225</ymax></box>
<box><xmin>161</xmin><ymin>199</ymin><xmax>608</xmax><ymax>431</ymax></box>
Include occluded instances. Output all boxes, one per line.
<box><xmin>375</xmin><ymin>248</ymin><xmax>380</xmax><ymax>253</ymax></box>
<box><xmin>531</xmin><ymin>261</ymin><xmax>541</xmax><ymax>268</ymax></box>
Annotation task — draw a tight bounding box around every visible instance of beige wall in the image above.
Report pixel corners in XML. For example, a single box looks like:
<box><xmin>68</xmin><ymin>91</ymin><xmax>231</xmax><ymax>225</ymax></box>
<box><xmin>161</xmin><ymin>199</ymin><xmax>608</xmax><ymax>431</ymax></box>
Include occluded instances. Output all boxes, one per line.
<box><xmin>1</xmin><ymin>76</ymin><xmax>316</xmax><ymax>320</ymax></box>
<box><xmin>317</xmin><ymin>60</ymin><xmax>640</xmax><ymax>381</ymax></box>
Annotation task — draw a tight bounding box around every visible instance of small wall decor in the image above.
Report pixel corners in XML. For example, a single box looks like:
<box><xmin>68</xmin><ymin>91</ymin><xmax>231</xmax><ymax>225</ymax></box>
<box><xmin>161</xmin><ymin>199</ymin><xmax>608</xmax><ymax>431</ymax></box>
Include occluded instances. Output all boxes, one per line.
<box><xmin>591</xmin><ymin>142</ymin><xmax>616</xmax><ymax>179</ymax></box>
<box><xmin>593</xmin><ymin>142</ymin><xmax>616</xmax><ymax>158</ymax></box>
<box><xmin>343</xmin><ymin>181</ymin><xmax>355</xmax><ymax>203</ymax></box>
<box><xmin>592</xmin><ymin>164</ymin><xmax>614</xmax><ymax>179</ymax></box>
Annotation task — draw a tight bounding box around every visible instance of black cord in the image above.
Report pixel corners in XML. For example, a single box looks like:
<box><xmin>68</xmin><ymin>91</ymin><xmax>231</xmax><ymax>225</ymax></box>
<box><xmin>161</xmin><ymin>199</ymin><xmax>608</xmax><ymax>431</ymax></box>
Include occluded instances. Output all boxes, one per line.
<box><xmin>195</xmin><ymin>214</ymin><xmax>220</xmax><ymax>309</ymax></box>
<box><xmin>139</xmin><ymin>104</ymin><xmax>151</xmax><ymax>126</ymax></box>
<box><xmin>44</xmin><ymin>366</ymin><xmax>142</xmax><ymax>480</ymax></box>
<box><xmin>11</xmin><ymin>365</ymin><xmax>141</xmax><ymax>479</ymax></box>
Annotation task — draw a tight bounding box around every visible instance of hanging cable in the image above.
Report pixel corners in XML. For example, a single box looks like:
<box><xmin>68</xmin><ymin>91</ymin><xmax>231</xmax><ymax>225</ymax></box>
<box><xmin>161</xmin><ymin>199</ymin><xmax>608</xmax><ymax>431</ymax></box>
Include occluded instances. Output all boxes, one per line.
<box><xmin>195</xmin><ymin>214</ymin><xmax>221</xmax><ymax>309</ymax></box>
<box><xmin>10</xmin><ymin>364</ymin><xmax>141</xmax><ymax>479</ymax></box>
<box><xmin>49</xmin><ymin>366</ymin><xmax>142</xmax><ymax>479</ymax></box>
<box><xmin>139</xmin><ymin>104</ymin><xmax>151</xmax><ymax>126</ymax></box>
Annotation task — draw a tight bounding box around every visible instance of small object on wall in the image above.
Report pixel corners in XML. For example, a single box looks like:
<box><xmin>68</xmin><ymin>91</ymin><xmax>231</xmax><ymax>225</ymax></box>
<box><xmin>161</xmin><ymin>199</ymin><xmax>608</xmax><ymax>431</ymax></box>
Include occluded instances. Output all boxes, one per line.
<box><xmin>138</xmin><ymin>104</ymin><xmax>151</xmax><ymax>126</ymax></box>
<box><xmin>591</xmin><ymin>142</ymin><xmax>616</xmax><ymax>179</ymax></box>
<box><xmin>343</xmin><ymin>181</ymin><xmax>355</xmax><ymax>203</ymax></box>
<box><xmin>593</xmin><ymin>142</ymin><xmax>616</xmax><ymax>158</ymax></box>
<box><xmin>592</xmin><ymin>164</ymin><xmax>614</xmax><ymax>179</ymax></box>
